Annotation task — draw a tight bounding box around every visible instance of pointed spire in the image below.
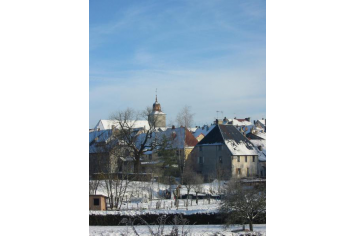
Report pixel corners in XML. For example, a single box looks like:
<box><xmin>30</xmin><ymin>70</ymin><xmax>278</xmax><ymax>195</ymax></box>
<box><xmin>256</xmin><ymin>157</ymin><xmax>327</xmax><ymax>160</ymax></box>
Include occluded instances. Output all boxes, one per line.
<box><xmin>152</xmin><ymin>88</ymin><xmax>162</xmax><ymax>112</ymax></box>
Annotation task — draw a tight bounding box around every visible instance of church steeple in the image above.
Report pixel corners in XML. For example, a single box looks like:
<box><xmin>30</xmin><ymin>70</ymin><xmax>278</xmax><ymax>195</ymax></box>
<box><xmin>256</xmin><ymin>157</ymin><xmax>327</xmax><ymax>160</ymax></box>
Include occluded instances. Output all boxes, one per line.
<box><xmin>150</xmin><ymin>89</ymin><xmax>166</xmax><ymax>128</ymax></box>
<box><xmin>153</xmin><ymin>89</ymin><xmax>162</xmax><ymax>112</ymax></box>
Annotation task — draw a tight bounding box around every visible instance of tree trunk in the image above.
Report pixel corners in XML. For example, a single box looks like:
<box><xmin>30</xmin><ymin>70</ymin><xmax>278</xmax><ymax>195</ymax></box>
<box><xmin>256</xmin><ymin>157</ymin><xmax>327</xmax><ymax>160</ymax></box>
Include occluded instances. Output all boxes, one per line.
<box><xmin>134</xmin><ymin>157</ymin><xmax>141</xmax><ymax>174</ymax></box>
<box><xmin>249</xmin><ymin>220</ymin><xmax>253</xmax><ymax>231</ymax></box>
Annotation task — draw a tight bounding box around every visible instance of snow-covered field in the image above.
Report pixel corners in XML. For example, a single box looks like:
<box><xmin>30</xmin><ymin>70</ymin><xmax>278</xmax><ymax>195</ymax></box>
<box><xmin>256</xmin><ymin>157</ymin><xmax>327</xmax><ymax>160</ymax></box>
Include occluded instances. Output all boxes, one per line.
<box><xmin>91</xmin><ymin>180</ymin><xmax>225</xmax><ymax>216</ymax></box>
<box><xmin>89</xmin><ymin>224</ymin><xmax>266</xmax><ymax>236</ymax></box>
<box><xmin>90</xmin><ymin>198</ymin><xmax>220</xmax><ymax>216</ymax></box>
<box><xmin>94</xmin><ymin>180</ymin><xmax>226</xmax><ymax>199</ymax></box>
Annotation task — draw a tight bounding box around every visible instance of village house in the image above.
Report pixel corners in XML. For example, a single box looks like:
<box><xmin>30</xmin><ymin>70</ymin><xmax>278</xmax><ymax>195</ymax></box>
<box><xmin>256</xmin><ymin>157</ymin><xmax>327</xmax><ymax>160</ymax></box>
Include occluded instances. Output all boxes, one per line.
<box><xmin>89</xmin><ymin>129</ymin><xmax>135</xmax><ymax>179</ymax></box>
<box><xmin>137</xmin><ymin>126</ymin><xmax>199</xmax><ymax>175</ymax></box>
<box><xmin>247</xmin><ymin>131</ymin><xmax>266</xmax><ymax>178</ymax></box>
<box><xmin>189</xmin><ymin>124</ymin><xmax>259</xmax><ymax>182</ymax></box>
<box><xmin>192</xmin><ymin>125</ymin><xmax>215</xmax><ymax>142</ymax></box>
<box><xmin>255</xmin><ymin>118</ymin><xmax>266</xmax><ymax>132</ymax></box>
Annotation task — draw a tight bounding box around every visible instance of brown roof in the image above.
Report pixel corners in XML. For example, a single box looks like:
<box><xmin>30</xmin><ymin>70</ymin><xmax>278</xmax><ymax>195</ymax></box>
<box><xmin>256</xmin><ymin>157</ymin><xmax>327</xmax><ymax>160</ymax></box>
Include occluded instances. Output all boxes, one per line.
<box><xmin>89</xmin><ymin>194</ymin><xmax>108</xmax><ymax>198</ymax></box>
<box><xmin>184</xmin><ymin>128</ymin><xmax>198</xmax><ymax>147</ymax></box>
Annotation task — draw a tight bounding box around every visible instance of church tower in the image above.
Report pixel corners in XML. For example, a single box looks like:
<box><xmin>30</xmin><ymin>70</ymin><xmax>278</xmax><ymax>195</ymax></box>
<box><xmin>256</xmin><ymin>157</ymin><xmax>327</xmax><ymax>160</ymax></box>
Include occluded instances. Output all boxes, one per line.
<box><xmin>150</xmin><ymin>94</ymin><xmax>166</xmax><ymax>128</ymax></box>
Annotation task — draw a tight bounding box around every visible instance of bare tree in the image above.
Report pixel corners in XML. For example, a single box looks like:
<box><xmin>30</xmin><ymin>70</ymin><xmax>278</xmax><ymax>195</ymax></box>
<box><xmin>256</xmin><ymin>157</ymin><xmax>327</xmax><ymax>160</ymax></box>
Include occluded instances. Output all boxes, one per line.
<box><xmin>90</xmin><ymin>139</ymin><xmax>131</xmax><ymax>210</ymax></box>
<box><xmin>182</xmin><ymin>167</ymin><xmax>196</xmax><ymax>196</ymax></box>
<box><xmin>176</xmin><ymin>105</ymin><xmax>194</xmax><ymax>128</ymax></box>
<box><xmin>103</xmin><ymin>156</ymin><xmax>131</xmax><ymax>210</ymax></box>
<box><xmin>111</xmin><ymin>107</ymin><xmax>159</xmax><ymax>174</ymax></box>
<box><xmin>89</xmin><ymin>179</ymin><xmax>101</xmax><ymax>195</ymax></box>
<box><xmin>182</xmin><ymin>167</ymin><xmax>197</xmax><ymax>207</ymax></box>
<box><xmin>191</xmin><ymin>174</ymin><xmax>204</xmax><ymax>205</ymax></box>
<box><xmin>220</xmin><ymin>178</ymin><xmax>266</xmax><ymax>231</ymax></box>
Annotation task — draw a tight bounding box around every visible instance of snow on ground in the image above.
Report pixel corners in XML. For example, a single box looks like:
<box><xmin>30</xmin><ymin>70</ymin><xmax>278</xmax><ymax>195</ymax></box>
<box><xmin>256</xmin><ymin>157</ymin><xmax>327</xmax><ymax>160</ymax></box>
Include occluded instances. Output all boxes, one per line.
<box><xmin>91</xmin><ymin>180</ymin><xmax>226</xmax><ymax>215</ymax></box>
<box><xmin>89</xmin><ymin>224</ymin><xmax>266</xmax><ymax>236</ymax></box>
<box><xmin>94</xmin><ymin>180</ymin><xmax>226</xmax><ymax>202</ymax></box>
<box><xmin>90</xmin><ymin>198</ymin><xmax>220</xmax><ymax>216</ymax></box>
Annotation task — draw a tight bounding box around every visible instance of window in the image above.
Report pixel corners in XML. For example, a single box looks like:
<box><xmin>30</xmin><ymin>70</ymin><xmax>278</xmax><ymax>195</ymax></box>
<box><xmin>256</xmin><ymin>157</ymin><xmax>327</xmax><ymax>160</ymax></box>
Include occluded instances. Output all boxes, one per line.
<box><xmin>94</xmin><ymin>198</ymin><xmax>99</xmax><ymax>206</ymax></box>
<box><xmin>219</xmin><ymin>156</ymin><xmax>223</xmax><ymax>164</ymax></box>
<box><xmin>199</xmin><ymin>156</ymin><xmax>204</xmax><ymax>164</ymax></box>
<box><xmin>238</xmin><ymin>156</ymin><xmax>240</xmax><ymax>162</ymax></box>
<box><xmin>247</xmin><ymin>168</ymin><xmax>250</xmax><ymax>177</ymax></box>
<box><xmin>176</xmin><ymin>150</ymin><xmax>179</xmax><ymax>156</ymax></box>
<box><xmin>253</xmin><ymin>156</ymin><xmax>255</xmax><ymax>162</ymax></box>
<box><xmin>236</xmin><ymin>168</ymin><xmax>241</xmax><ymax>175</ymax></box>
<box><xmin>149</xmin><ymin>154</ymin><xmax>152</xmax><ymax>160</ymax></box>
<box><xmin>245</xmin><ymin>156</ymin><xmax>248</xmax><ymax>162</ymax></box>
<box><xmin>199</xmin><ymin>146</ymin><xmax>203</xmax><ymax>151</ymax></box>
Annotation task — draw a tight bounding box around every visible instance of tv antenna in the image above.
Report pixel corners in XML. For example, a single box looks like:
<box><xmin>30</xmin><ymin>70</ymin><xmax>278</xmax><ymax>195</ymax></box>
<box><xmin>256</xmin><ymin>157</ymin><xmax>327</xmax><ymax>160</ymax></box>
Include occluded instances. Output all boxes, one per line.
<box><xmin>216</xmin><ymin>111</ymin><xmax>223</xmax><ymax>119</ymax></box>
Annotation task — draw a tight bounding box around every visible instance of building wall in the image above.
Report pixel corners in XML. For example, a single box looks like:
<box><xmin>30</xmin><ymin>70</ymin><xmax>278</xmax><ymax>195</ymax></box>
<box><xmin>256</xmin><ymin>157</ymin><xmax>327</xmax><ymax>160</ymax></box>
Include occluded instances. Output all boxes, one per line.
<box><xmin>231</xmin><ymin>155</ymin><xmax>259</xmax><ymax>178</ymax></box>
<box><xmin>89</xmin><ymin>152</ymin><xmax>110</xmax><ymax>177</ymax></box>
<box><xmin>184</xmin><ymin>148</ymin><xmax>193</xmax><ymax>160</ymax></box>
<box><xmin>152</xmin><ymin>114</ymin><xmax>166</xmax><ymax>127</ymax></box>
<box><xmin>195</xmin><ymin>134</ymin><xmax>204</xmax><ymax>142</ymax></box>
<box><xmin>258</xmin><ymin>161</ymin><xmax>266</xmax><ymax>178</ymax></box>
<box><xmin>192</xmin><ymin>144</ymin><xmax>232</xmax><ymax>181</ymax></box>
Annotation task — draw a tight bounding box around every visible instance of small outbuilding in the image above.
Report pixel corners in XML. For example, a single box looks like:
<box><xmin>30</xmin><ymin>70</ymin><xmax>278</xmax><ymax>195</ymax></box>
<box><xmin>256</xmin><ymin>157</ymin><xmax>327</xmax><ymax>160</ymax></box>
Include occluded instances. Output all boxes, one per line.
<box><xmin>89</xmin><ymin>195</ymin><xmax>107</xmax><ymax>211</ymax></box>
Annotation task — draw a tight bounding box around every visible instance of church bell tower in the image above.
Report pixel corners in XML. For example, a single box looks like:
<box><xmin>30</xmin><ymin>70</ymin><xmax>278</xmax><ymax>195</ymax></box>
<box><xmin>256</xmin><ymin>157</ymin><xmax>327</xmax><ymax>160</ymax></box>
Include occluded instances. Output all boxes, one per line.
<box><xmin>150</xmin><ymin>92</ymin><xmax>166</xmax><ymax>128</ymax></box>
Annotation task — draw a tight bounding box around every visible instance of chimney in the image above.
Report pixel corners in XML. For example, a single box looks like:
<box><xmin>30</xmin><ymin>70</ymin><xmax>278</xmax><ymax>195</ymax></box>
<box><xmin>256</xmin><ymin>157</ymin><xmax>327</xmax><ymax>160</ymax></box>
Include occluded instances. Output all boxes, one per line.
<box><xmin>172</xmin><ymin>125</ymin><xmax>175</xmax><ymax>129</ymax></box>
<box><xmin>215</xmin><ymin>119</ymin><xmax>222</xmax><ymax>125</ymax></box>
<box><xmin>245</xmin><ymin>117</ymin><xmax>251</xmax><ymax>122</ymax></box>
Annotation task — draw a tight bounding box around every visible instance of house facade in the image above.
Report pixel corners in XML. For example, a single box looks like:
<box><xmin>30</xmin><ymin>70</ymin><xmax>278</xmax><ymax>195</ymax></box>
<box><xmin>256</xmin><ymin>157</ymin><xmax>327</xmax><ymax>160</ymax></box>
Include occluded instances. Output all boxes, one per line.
<box><xmin>189</xmin><ymin>124</ymin><xmax>259</xmax><ymax>181</ymax></box>
<box><xmin>247</xmin><ymin>131</ymin><xmax>266</xmax><ymax>178</ymax></box>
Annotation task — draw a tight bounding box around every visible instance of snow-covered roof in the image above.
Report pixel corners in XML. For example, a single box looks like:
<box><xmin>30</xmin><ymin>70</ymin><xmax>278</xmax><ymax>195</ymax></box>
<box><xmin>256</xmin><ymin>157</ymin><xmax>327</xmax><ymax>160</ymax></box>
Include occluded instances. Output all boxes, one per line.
<box><xmin>258</xmin><ymin>119</ymin><xmax>266</xmax><ymax>125</ymax></box>
<box><xmin>250</xmin><ymin>139</ymin><xmax>266</xmax><ymax>161</ymax></box>
<box><xmin>136</xmin><ymin>127</ymin><xmax>198</xmax><ymax>150</ymax></box>
<box><xmin>254</xmin><ymin>131</ymin><xmax>266</xmax><ymax>140</ymax></box>
<box><xmin>225</xmin><ymin>139</ymin><xmax>258</xmax><ymax>156</ymax></box>
<box><xmin>218</xmin><ymin>125</ymin><xmax>259</xmax><ymax>156</ymax></box>
<box><xmin>193</xmin><ymin>125</ymin><xmax>215</xmax><ymax>139</ymax></box>
<box><xmin>227</xmin><ymin>118</ymin><xmax>253</xmax><ymax>127</ymax></box>
<box><xmin>187</xmin><ymin>127</ymin><xmax>197</xmax><ymax>132</ymax></box>
<box><xmin>89</xmin><ymin>129</ymin><xmax>114</xmax><ymax>153</ymax></box>
<box><xmin>151</xmin><ymin>111</ymin><xmax>166</xmax><ymax>115</ymax></box>
<box><xmin>94</xmin><ymin>119</ymin><xmax>150</xmax><ymax>130</ymax></box>
<box><xmin>197</xmin><ymin>125</ymin><xmax>259</xmax><ymax>156</ymax></box>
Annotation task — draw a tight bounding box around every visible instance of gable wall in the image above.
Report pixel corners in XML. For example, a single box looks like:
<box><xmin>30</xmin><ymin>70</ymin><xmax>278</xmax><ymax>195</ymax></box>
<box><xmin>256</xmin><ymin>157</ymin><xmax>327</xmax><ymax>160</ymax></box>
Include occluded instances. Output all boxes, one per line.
<box><xmin>196</xmin><ymin>144</ymin><xmax>232</xmax><ymax>181</ymax></box>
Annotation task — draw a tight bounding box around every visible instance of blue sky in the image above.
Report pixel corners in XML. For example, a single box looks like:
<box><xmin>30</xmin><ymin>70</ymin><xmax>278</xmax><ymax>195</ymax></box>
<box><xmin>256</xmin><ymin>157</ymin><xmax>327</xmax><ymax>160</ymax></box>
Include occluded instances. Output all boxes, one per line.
<box><xmin>90</xmin><ymin>0</ymin><xmax>266</xmax><ymax>128</ymax></box>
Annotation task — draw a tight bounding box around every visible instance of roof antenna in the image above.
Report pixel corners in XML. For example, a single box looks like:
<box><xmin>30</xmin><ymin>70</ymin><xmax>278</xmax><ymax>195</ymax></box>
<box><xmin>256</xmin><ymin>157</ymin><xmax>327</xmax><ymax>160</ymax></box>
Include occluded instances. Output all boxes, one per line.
<box><xmin>155</xmin><ymin>88</ymin><xmax>157</xmax><ymax>102</ymax></box>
